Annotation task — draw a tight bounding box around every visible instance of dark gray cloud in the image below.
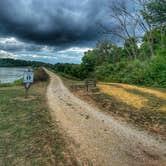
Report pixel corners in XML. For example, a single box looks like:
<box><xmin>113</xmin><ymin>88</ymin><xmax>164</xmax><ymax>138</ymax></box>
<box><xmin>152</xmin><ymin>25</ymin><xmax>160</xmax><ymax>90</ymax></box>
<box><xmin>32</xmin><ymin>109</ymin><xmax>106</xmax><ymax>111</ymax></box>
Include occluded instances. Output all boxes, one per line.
<box><xmin>0</xmin><ymin>0</ymin><xmax>136</xmax><ymax>64</ymax></box>
<box><xmin>0</xmin><ymin>0</ymin><xmax>111</xmax><ymax>47</ymax></box>
<box><xmin>0</xmin><ymin>37</ymin><xmax>44</xmax><ymax>52</ymax></box>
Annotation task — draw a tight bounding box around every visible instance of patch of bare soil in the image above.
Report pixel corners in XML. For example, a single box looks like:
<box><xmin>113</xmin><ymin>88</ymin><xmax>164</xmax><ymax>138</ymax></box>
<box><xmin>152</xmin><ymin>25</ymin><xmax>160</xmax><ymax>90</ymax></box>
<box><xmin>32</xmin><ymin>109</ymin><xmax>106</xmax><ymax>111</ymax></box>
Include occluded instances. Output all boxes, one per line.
<box><xmin>46</xmin><ymin>69</ymin><xmax>166</xmax><ymax>166</ymax></box>
<box><xmin>13</xmin><ymin>96</ymin><xmax>36</xmax><ymax>101</ymax></box>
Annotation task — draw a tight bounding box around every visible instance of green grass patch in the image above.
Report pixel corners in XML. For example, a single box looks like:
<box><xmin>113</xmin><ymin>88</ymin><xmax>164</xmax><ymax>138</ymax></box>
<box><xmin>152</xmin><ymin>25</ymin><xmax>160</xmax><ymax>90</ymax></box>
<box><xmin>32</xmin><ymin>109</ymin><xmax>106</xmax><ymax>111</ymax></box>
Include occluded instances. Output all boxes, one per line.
<box><xmin>0</xmin><ymin>82</ymin><xmax>75</xmax><ymax>165</ymax></box>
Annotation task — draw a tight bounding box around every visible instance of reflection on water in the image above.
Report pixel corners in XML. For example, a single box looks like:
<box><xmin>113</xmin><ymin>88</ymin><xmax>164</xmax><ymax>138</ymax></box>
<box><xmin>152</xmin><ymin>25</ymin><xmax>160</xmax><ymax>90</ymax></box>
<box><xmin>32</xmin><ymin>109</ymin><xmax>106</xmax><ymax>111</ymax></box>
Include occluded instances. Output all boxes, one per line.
<box><xmin>0</xmin><ymin>67</ymin><xmax>26</xmax><ymax>83</ymax></box>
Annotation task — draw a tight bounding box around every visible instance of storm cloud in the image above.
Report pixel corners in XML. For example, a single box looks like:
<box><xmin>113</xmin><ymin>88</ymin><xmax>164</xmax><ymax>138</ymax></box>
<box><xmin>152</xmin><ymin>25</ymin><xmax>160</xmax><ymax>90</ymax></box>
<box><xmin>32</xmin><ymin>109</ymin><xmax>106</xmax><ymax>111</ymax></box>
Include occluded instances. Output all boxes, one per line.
<box><xmin>0</xmin><ymin>0</ymin><xmax>134</xmax><ymax>63</ymax></box>
<box><xmin>0</xmin><ymin>0</ymin><xmax>111</xmax><ymax>46</ymax></box>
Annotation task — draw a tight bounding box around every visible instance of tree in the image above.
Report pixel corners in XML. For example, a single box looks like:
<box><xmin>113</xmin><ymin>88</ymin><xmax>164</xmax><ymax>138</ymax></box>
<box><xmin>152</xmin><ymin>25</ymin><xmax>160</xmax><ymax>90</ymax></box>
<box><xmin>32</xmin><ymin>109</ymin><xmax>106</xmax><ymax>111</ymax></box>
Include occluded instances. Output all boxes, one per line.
<box><xmin>134</xmin><ymin>0</ymin><xmax>155</xmax><ymax>56</ymax></box>
<box><xmin>124</xmin><ymin>37</ymin><xmax>139</xmax><ymax>58</ymax></box>
<box><xmin>96</xmin><ymin>41</ymin><xmax>111</xmax><ymax>62</ymax></box>
<box><xmin>96</xmin><ymin>40</ymin><xmax>120</xmax><ymax>64</ymax></box>
<box><xmin>146</xmin><ymin>0</ymin><xmax>166</xmax><ymax>26</ymax></box>
<box><xmin>137</xmin><ymin>0</ymin><xmax>166</xmax><ymax>55</ymax></box>
<box><xmin>81</xmin><ymin>50</ymin><xmax>97</xmax><ymax>73</ymax></box>
<box><xmin>100</xmin><ymin>0</ymin><xmax>139</xmax><ymax>58</ymax></box>
<box><xmin>145</xmin><ymin>0</ymin><xmax>166</xmax><ymax>47</ymax></box>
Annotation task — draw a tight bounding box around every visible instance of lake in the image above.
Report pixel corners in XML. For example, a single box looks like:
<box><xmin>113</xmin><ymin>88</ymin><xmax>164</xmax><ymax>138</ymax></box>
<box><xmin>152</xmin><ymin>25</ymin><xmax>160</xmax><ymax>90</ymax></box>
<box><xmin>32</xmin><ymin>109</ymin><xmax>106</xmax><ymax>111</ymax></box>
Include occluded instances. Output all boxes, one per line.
<box><xmin>0</xmin><ymin>67</ymin><xmax>27</xmax><ymax>83</ymax></box>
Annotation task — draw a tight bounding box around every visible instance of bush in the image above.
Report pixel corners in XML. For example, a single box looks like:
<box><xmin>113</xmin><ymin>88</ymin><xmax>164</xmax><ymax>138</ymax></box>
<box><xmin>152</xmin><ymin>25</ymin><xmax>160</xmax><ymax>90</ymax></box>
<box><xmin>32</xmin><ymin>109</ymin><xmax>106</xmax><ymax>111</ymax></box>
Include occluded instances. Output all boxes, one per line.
<box><xmin>94</xmin><ymin>55</ymin><xmax>166</xmax><ymax>88</ymax></box>
<box><xmin>34</xmin><ymin>68</ymin><xmax>49</xmax><ymax>82</ymax></box>
<box><xmin>144</xmin><ymin>53</ymin><xmax>166</xmax><ymax>87</ymax></box>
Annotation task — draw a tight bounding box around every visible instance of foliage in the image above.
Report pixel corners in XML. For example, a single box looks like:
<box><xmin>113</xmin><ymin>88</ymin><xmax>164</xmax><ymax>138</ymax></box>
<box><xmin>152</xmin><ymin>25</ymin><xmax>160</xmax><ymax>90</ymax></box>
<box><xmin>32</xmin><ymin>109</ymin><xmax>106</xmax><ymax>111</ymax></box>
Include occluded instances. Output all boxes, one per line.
<box><xmin>145</xmin><ymin>51</ymin><xmax>166</xmax><ymax>87</ymax></box>
<box><xmin>52</xmin><ymin>63</ymin><xmax>86</xmax><ymax>79</ymax></box>
<box><xmin>63</xmin><ymin>0</ymin><xmax>166</xmax><ymax>88</ymax></box>
<box><xmin>61</xmin><ymin>27</ymin><xmax>166</xmax><ymax>87</ymax></box>
<box><xmin>34</xmin><ymin>68</ymin><xmax>49</xmax><ymax>82</ymax></box>
<box><xmin>145</xmin><ymin>0</ymin><xmax>166</xmax><ymax>26</ymax></box>
<box><xmin>0</xmin><ymin>58</ymin><xmax>52</xmax><ymax>68</ymax></box>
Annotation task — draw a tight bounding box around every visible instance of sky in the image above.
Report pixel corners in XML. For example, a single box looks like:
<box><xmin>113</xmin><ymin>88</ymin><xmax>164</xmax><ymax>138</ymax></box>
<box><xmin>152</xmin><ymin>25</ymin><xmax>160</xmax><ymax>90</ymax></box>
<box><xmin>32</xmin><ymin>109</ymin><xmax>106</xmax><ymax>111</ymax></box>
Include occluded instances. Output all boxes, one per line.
<box><xmin>0</xmin><ymin>0</ymin><xmax>133</xmax><ymax>64</ymax></box>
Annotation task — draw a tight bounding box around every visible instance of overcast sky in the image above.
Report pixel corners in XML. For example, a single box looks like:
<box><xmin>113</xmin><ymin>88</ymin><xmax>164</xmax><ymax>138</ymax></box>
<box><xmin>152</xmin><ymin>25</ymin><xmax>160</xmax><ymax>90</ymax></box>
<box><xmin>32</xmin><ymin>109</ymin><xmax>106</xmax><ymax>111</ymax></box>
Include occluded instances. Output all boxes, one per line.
<box><xmin>0</xmin><ymin>0</ymin><xmax>133</xmax><ymax>64</ymax></box>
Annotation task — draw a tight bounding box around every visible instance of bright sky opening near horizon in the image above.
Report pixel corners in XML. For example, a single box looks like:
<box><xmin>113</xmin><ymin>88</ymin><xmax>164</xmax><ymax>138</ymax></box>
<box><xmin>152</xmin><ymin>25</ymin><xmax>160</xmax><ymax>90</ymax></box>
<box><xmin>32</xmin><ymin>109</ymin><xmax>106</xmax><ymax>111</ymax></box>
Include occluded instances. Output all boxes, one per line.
<box><xmin>0</xmin><ymin>0</ymin><xmax>134</xmax><ymax>64</ymax></box>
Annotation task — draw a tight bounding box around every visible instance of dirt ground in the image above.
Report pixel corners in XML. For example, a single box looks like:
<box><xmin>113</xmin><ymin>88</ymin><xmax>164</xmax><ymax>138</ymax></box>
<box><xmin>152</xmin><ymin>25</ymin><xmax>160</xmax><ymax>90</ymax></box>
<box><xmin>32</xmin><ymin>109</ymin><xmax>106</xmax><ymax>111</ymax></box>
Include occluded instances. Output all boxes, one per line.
<box><xmin>46</xmin><ymin>69</ymin><xmax>166</xmax><ymax>166</ymax></box>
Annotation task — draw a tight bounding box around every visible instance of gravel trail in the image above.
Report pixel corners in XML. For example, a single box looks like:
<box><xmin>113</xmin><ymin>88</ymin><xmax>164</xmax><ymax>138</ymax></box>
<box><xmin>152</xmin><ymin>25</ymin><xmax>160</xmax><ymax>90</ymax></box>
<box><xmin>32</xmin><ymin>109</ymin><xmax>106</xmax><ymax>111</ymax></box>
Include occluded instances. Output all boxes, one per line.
<box><xmin>46</xmin><ymin>69</ymin><xmax>166</xmax><ymax>166</ymax></box>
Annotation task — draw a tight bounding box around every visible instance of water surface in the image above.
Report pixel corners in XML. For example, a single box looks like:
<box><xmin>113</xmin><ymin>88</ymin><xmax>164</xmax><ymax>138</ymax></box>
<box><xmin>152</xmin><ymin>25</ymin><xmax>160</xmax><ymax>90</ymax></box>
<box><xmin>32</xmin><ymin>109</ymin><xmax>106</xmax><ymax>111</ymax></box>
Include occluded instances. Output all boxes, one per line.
<box><xmin>0</xmin><ymin>67</ymin><xmax>26</xmax><ymax>83</ymax></box>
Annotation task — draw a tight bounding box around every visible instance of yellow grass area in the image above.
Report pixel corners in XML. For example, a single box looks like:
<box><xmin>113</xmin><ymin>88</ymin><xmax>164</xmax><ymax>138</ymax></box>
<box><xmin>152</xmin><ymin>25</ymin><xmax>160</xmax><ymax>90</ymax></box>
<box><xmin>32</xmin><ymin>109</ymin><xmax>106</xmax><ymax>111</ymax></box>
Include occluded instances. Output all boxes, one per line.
<box><xmin>111</xmin><ymin>83</ymin><xmax>166</xmax><ymax>101</ymax></box>
<box><xmin>97</xmin><ymin>84</ymin><xmax>148</xmax><ymax>110</ymax></box>
<box><xmin>160</xmin><ymin>106</ymin><xmax>166</xmax><ymax>112</ymax></box>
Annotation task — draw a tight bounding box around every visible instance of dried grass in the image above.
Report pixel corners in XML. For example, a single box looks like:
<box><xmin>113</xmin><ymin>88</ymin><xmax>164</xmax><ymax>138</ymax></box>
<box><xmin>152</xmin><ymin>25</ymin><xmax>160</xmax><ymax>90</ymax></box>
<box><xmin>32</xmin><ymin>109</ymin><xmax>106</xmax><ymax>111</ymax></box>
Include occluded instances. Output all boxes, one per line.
<box><xmin>111</xmin><ymin>83</ymin><xmax>166</xmax><ymax>101</ymax></box>
<box><xmin>98</xmin><ymin>84</ymin><xmax>148</xmax><ymax>110</ymax></box>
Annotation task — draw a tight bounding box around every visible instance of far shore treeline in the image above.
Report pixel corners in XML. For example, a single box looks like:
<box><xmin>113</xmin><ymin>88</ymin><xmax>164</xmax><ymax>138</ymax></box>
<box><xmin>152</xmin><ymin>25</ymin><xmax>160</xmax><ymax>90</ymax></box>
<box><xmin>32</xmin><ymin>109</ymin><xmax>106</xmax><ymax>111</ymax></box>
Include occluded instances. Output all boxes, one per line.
<box><xmin>0</xmin><ymin>0</ymin><xmax>166</xmax><ymax>88</ymax></box>
<box><xmin>0</xmin><ymin>58</ymin><xmax>53</xmax><ymax>68</ymax></box>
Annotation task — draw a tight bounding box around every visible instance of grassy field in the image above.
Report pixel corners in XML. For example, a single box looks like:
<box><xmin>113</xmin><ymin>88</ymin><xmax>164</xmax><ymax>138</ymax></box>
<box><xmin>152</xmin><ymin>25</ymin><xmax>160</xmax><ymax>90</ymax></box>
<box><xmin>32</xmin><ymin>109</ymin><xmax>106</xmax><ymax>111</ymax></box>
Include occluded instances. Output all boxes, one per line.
<box><xmin>63</xmin><ymin>78</ymin><xmax>166</xmax><ymax>139</ymax></box>
<box><xmin>0</xmin><ymin>81</ymin><xmax>76</xmax><ymax>165</ymax></box>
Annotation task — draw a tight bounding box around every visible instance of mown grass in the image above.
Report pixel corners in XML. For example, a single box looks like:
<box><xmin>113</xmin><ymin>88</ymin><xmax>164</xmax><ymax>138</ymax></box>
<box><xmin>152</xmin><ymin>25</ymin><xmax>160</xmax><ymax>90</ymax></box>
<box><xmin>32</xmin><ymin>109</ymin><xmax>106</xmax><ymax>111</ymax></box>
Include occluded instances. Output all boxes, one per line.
<box><xmin>63</xmin><ymin>78</ymin><xmax>166</xmax><ymax>139</ymax></box>
<box><xmin>0</xmin><ymin>82</ymin><xmax>76</xmax><ymax>165</ymax></box>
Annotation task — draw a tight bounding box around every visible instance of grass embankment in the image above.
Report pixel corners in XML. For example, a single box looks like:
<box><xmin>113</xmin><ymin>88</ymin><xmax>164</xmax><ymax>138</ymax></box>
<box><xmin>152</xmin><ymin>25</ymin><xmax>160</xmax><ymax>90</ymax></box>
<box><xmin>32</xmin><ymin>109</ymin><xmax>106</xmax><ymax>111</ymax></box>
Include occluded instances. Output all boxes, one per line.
<box><xmin>63</xmin><ymin>78</ymin><xmax>166</xmax><ymax>138</ymax></box>
<box><xmin>0</xmin><ymin>69</ymin><xmax>77</xmax><ymax>165</ymax></box>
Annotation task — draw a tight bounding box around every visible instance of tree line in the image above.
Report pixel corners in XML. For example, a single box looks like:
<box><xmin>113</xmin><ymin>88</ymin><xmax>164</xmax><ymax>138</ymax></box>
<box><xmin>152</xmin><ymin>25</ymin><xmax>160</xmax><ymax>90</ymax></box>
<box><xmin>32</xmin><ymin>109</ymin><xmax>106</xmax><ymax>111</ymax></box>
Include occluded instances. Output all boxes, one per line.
<box><xmin>0</xmin><ymin>58</ymin><xmax>52</xmax><ymax>68</ymax></box>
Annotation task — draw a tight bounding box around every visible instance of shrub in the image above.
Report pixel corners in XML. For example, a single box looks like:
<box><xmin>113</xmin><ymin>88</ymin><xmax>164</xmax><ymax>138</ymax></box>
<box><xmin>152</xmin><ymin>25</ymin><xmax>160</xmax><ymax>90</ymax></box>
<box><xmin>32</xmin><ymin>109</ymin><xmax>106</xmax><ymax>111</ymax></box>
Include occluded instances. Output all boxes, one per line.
<box><xmin>144</xmin><ymin>53</ymin><xmax>166</xmax><ymax>87</ymax></box>
<box><xmin>34</xmin><ymin>68</ymin><xmax>49</xmax><ymax>82</ymax></box>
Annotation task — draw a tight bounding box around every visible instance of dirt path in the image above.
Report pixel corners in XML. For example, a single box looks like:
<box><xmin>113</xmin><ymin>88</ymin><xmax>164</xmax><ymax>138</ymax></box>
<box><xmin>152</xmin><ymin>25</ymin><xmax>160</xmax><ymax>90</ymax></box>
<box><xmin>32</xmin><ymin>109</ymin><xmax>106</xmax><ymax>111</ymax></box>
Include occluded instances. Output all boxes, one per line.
<box><xmin>46</xmin><ymin>69</ymin><xmax>166</xmax><ymax>166</ymax></box>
